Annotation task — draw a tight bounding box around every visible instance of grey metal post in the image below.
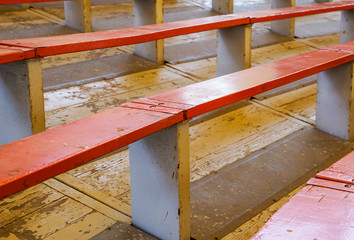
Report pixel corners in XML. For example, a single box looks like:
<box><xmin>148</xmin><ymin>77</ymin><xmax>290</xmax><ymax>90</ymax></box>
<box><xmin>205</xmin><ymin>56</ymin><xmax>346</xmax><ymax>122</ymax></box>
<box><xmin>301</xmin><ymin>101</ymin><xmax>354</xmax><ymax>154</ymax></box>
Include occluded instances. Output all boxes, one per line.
<box><xmin>212</xmin><ymin>0</ymin><xmax>234</xmax><ymax>14</ymax></box>
<box><xmin>64</xmin><ymin>0</ymin><xmax>92</xmax><ymax>32</ymax></box>
<box><xmin>129</xmin><ymin>122</ymin><xmax>190</xmax><ymax>239</ymax></box>
<box><xmin>133</xmin><ymin>0</ymin><xmax>164</xmax><ymax>64</ymax></box>
<box><xmin>316</xmin><ymin>62</ymin><xmax>354</xmax><ymax>141</ymax></box>
<box><xmin>340</xmin><ymin>9</ymin><xmax>354</xmax><ymax>43</ymax></box>
<box><xmin>216</xmin><ymin>24</ymin><xmax>252</xmax><ymax>77</ymax></box>
<box><xmin>0</xmin><ymin>59</ymin><xmax>45</xmax><ymax>146</ymax></box>
<box><xmin>270</xmin><ymin>0</ymin><xmax>295</xmax><ymax>38</ymax></box>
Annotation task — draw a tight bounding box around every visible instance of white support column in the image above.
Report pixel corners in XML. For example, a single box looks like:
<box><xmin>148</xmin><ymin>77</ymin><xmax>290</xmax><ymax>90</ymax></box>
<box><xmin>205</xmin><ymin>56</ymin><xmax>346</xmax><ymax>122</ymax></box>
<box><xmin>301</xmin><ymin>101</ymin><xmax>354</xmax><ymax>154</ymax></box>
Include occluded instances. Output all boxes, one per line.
<box><xmin>270</xmin><ymin>0</ymin><xmax>295</xmax><ymax>38</ymax></box>
<box><xmin>64</xmin><ymin>0</ymin><xmax>92</xmax><ymax>32</ymax></box>
<box><xmin>216</xmin><ymin>24</ymin><xmax>252</xmax><ymax>77</ymax></box>
<box><xmin>212</xmin><ymin>0</ymin><xmax>234</xmax><ymax>14</ymax></box>
<box><xmin>340</xmin><ymin>9</ymin><xmax>354</xmax><ymax>43</ymax></box>
<box><xmin>0</xmin><ymin>59</ymin><xmax>45</xmax><ymax>146</ymax></box>
<box><xmin>133</xmin><ymin>0</ymin><xmax>164</xmax><ymax>64</ymax></box>
<box><xmin>316</xmin><ymin>62</ymin><xmax>354</xmax><ymax>141</ymax></box>
<box><xmin>129</xmin><ymin>122</ymin><xmax>190</xmax><ymax>240</ymax></box>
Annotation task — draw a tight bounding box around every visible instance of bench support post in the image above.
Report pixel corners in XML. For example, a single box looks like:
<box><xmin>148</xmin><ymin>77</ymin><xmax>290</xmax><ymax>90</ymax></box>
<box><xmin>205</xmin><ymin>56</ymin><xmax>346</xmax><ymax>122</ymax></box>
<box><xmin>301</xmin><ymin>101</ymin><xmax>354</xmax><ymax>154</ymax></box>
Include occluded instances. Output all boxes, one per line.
<box><xmin>216</xmin><ymin>24</ymin><xmax>252</xmax><ymax>76</ymax></box>
<box><xmin>0</xmin><ymin>59</ymin><xmax>45</xmax><ymax>146</ymax></box>
<box><xmin>316</xmin><ymin>62</ymin><xmax>354</xmax><ymax>141</ymax></box>
<box><xmin>129</xmin><ymin>122</ymin><xmax>190</xmax><ymax>239</ymax></box>
<box><xmin>134</xmin><ymin>0</ymin><xmax>164</xmax><ymax>64</ymax></box>
<box><xmin>212</xmin><ymin>0</ymin><xmax>234</xmax><ymax>14</ymax></box>
<box><xmin>340</xmin><ymin>9</ymin><xmax>354</xmax><ymax>43</ymax></box>
<box><xmin>270</xmin><ymin>0</ymin><xmax>295</xmax><ymax>38</ymax></box>
<box><xmin>64</xmin><ymin>0</ymin><xmax>92</xmax><ymax>32</ymax></box>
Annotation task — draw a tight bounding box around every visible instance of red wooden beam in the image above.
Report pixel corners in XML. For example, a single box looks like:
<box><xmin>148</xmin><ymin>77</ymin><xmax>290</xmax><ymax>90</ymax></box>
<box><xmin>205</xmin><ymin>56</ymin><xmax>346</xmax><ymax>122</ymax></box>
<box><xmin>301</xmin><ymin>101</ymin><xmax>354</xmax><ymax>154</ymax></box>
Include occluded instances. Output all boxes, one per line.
<box><xmin>248</xmin><ymin>1</ymin><xmax>354</xmax><ymax>23</ymax></box>
<box><xmin>139</xmin><ymin>45</ymin><xmax>354</xmax><ymax>119</ymax></box>
<box><xmin>316</xmin><ymin>151</ymin><xmax>354</xmax><ymax>184</ymax></box>
<box><xmin>0</xmin><ymin>0</ymin><xmax>64</xmax><ymax>4</ymax></box>
<box><xmin>1</xmin><ymin>1</ymin><xmax>353</xmax><ymax>59</ymax></box>
<box><xmin>0</xmin><ymin>106</ymin><xmax>184</xmax><ymax>200</ymax></box>
<box><xmin>0</xmin><ymin>15</ymin><xmax>249</xmax><ymax>57</ymax></box>
<box><xmin>0</xmin><ymin>45</ymin><xmax>35</xmax><ymax>64</ymax></box>
<box><xmin>251</xmin><ymin>184</ymin><xmax>354</xmax><ymax>240</ymax></box>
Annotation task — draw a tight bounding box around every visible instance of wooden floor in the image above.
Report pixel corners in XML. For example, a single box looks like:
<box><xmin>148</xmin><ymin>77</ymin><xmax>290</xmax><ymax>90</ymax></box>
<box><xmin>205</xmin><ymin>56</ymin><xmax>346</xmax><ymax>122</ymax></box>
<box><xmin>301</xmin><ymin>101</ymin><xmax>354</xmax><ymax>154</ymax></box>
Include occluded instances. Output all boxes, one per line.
<box><xmin>0</xmin><ymin>0</ymin><xmax>344</xmax><ymax>239</ymax></box>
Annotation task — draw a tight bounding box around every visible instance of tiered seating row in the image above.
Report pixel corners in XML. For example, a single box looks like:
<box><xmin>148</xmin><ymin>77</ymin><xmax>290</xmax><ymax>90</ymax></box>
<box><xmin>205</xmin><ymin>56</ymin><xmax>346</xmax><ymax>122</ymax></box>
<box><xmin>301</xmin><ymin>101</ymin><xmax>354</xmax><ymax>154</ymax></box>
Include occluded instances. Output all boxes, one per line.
<box><xmin>0</xmin><ymin>1</ymin><xmax>353</xmax><ymax>146</ymax></box>
<box><xmin>1</xmin><ymin>41</ymin><xmax>353</xmax><ymax>239</ymax></box>
<box><xmin>251</xmin><ymin>150</ymin><xmax>354</xmax><ymax>240</ymax></box>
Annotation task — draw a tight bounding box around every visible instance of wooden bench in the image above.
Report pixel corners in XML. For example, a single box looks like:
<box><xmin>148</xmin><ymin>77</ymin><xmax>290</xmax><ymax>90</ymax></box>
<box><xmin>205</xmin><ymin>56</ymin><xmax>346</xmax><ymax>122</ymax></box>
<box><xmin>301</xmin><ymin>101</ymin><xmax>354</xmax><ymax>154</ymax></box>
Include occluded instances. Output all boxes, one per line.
<box><xmin>0</xmin><ymin>41</ymin><xmax>353</xmax><ymax>239</ymax></box>
<box><xmin>0</xmin><ymin>1</ymin><xmax>353</xmax><ymax>146</ymax></box>
<box><xmin>251</xmin><ymin>150</ymin><xmax>354</xmax><ymax>240</ymax></box>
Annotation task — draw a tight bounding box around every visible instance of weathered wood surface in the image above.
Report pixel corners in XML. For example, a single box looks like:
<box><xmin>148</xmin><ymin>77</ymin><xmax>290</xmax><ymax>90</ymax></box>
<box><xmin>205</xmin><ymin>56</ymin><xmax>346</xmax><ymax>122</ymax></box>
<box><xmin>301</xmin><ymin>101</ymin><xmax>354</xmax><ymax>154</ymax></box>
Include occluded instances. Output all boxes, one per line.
<box><xmin>0</xmin><ymin>1</ymin><xmax>346</xmax><ymax>238</ymax></box>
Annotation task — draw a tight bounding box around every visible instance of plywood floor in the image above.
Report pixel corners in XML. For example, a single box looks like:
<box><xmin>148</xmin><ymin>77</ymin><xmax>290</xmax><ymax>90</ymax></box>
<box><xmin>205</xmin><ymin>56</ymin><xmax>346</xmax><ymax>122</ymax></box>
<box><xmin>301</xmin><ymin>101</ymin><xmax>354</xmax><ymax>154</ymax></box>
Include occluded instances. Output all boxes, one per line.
<box><xmin>0</xmin><ymin>0</ymin><xmax>344</xmax><ymax>239</ymax></box>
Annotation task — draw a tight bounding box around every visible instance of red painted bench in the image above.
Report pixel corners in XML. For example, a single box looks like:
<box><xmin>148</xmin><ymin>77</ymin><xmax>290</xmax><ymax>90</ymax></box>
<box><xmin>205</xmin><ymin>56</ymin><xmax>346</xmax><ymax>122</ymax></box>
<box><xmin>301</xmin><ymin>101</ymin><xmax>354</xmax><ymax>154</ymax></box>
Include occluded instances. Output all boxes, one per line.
<box><xmin>1</xmin><ymin>41</ymin><xmax>353</xmax><ymax>239</ymax></box>
<box><xmin>0</xmin><ymin>45</ymin><xmax>34</xmax><ymax>64</ymax></box>
<box><xmin>1</xmin><ymin>1</ymin><xmax>353</xmax><ymax>146</ymax></box>
<box><xmin>251</xmin><ymin>150</ymin><xmax>354</xmax><ymax>240</ymax></box>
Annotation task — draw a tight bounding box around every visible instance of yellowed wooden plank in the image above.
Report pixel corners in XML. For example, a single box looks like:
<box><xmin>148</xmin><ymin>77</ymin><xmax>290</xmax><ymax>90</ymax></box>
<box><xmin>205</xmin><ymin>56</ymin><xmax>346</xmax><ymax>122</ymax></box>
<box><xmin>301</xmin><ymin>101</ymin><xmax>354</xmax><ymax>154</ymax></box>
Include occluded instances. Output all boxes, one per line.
<box><xmin>45</xmin><ymin>67</ymin><xmax>195</xmax><ymax>112</ymax></box>
<box><xmin>0</xmin><ymin>11</ymin><xmax>52</xmax><ymax>30</ymax></box>
<box><xmin>67</xmin><ymin>150</ymin><xmax>130</xmax><ymax>198</ymax></box>
<box><xmin>297</xmin><ymin>34</ymin><xmax>339</xmax><ymax>49</ymax></box>
<box><xmin>45</xmin><ymin>69</ymin><xmax>196</xmax><ymax>129</ymax></box>
<box><xmin>42</xmin><ymin>47</ymin><xmax>125</xmax><ymax>69</ymax></box>
<box><xmin>261</xmin><ymin>84</ymin><xmax>316</xmax><ymax>108</ymax></box>
<box><xmin>44</xmin><ymin>178</ymin><xmax>131</xmax><ymax>223</ymax></box>
<box><xmin>28</xmin><ymin>59</ymin><xmax>45</xmax><ymax>134</ymax></box>
<box><xmin>164</xmin><ymin>31</ymin><xmax>216</xmax><ymax>47</ymax></box>
<box><xmin>252</xmin><ymin>41</ymin><xmax>316</xmax><ymax>66</ymax></box>
<box><xmin>2</xmin><ymin>197</ymin><xmax>92</xmax><ymax>239</ymax></box>
<box><xmin>0</xmin><ymin>184</ymin><xmax>63</xmax><ymax>228</ymax></box>
<box><xmin>42</xmin><ymin>212</ymin><xmax>115</xmax><ymax>240</ymax></box>
<box><xmin>0</xmin><ymin>232</ymin><xmax>20</xmax><ymax>240</ymax></box>
<box><xmin>259</xmin><ymin>84</ymin><xmax>317</xmax><ymax>122</ymax></box>
<box><xmin>170</xmin><ymin>57</ymin><xmax>216</xmax><ymax>80</ymax></box>
<box><xmin>189</xmin><ymin>104</ymin><xmax>305</xmax><ymax>181</ymax></box>
<box><xmin>55</xmin><ymin>173</ymin><xmax>132</xmax><ymax>217</ymax></box>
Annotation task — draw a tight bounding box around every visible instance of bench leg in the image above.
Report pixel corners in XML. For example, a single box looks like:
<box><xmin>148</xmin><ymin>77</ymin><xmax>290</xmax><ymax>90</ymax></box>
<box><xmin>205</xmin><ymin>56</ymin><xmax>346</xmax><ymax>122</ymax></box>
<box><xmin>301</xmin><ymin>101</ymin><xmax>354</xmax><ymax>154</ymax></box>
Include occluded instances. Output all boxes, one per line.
<box><xmin>134</xmin><ymin>0</ymin><xmax>164</xmax><ymax>64</ymax></box>
<box><xmin>316</xmin><ymin>62</ymin><xmax>354</xmax><ymax>141</ymax></box>
<box><xmin>0</xmin><ymin>59</ymin><xmax>45</xmax><ymax>146</ymax></box>
<box><xmin>270</xmin><ymin>0</ymin><xmax>295</xmax><ymax>38</ymax></box>
<box><xmin>340</xmin><ymin>9</ymin><xmax>354</xmax><ymax>43</ymax></box>
<box><xmin>212</xmin><ymin>0</ymin><xmax>234</xmax><ymax>14</ymax></box>
<box><xmin>216</xmin><ymin>24</ymin><xmax>252</xmax><ymax>77</ymax></box>
<box><xmin>64</xmin><ymin>0</ymin><xmax>92</xmax><ymax>32</ymax></box>
<box><xmin>129</xmin><ymin>122</ymin><xmax>190</xmax><ymax>239</ymax></box>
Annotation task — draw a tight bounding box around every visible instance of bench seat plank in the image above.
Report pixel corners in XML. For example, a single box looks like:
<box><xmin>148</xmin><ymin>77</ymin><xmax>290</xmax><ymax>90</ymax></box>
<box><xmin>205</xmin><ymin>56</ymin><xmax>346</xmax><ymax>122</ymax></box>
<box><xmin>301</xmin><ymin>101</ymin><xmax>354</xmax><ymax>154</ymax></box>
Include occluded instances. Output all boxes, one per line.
<box><xmin>251</xmin><ymin>151</ymin><xmax>354</xmax><ymax>240</ymax></box>
<box><xmin>1</xmin><ymin>1</ymin><xmax>353</xmax><ymax>59</ymax></box>
<box><xmin>0</xmin><ymin>15</ymin><xmax>249</xmax><ymax>57</ymax></box>
<box><xmin>316</xmin><ymin>151</ymin><xmax>354</xmax><ymax>184</ymax></box>
<box><xmin>0</xmin><ymin>46</ymin><xmax>34</xmax><ymax>64</ymax></box>
<box><xmin>0</xmin><ymin>106</ymin><xmax>183</xmax><ymax>200</ymax></box>
<box><xmin>248</xmin><ymin>1</ymin><xmax>354</xmax><ymax>23</ymax></box>
<box><xmin>141</xmin><ymin>44</ymin><xmax>354</xmax><ymax>118</ymax></box>
<box><xmin>251</xmin><ymin>184</ymin><xmax>354</xmax><ymax>240</ymax></box>
<box><xmin>0</xmin><ymin>0</ymin><xmax>63</xmax><ymax>3</ymax></box>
